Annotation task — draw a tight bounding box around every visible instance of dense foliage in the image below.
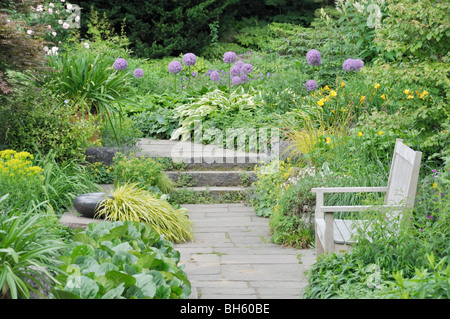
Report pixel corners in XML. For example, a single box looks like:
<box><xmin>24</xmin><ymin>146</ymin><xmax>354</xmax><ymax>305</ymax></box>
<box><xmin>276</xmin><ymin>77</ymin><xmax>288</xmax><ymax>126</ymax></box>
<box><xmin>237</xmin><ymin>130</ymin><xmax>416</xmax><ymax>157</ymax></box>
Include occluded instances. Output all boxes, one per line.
<box><xmin>0</xmin><ymin>0</ymin><xmax>448</xmax><ymax>299</ymax></box>
<box><xmin>52</xmin><ymin>220</ymin><xmax>191</xmax><ymax>299</ymax></box>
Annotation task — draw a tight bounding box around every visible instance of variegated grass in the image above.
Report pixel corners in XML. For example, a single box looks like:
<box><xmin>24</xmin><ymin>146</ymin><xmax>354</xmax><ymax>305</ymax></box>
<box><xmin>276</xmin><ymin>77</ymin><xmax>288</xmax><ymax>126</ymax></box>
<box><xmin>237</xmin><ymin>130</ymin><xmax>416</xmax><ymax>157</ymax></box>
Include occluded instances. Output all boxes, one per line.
<box><xmin>96</xmin><ymin>183</ymin><xmax>194</xmax><ymax>243</ymax></box>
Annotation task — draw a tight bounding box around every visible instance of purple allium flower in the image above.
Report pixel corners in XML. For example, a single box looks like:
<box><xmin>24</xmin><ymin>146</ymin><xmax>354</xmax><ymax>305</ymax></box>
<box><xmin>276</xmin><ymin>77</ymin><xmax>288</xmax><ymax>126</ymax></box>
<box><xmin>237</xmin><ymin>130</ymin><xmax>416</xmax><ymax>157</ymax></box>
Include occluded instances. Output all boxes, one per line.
<box><xmin>231</xmin><ymin>76</ymin><xmax>241</xmax><ymax>86</ymax></box>
<box><xmin>133</xmin><ymin>68</ymin><xmax>144</xmax><ymax>78</ymax></box>
<box><xmin>230</xmin><ymin>64</ymin><xmax>241</xmax><ymax>76</ymax></box>
<box><xmin>183</xmin><ymin>53</ymin><xmax>196</xmax><ymax>66</ymax></box>
<box><xmin>342</xmin><ymin>58</ymin><xmax>365</xmax><ymax>72</ymax></box>
<box><xmin>306</xmin><ymin>49</ymin><xmax>321</xmax><ymax>66</ymax></box>
<box><xmin>113</xmin><ymin>58</ymin><xmax>128</xmax><ymax>70</ymax></box>
<box><xmin>305</xmin><ymin>80</ymin><xmax>318</xmax><ymax>92</ymax></box>
<box><xmin>240</xmin><ymin>74</ymin><xmax>249</xmax><ymax>84</ymax></box>
<box><xmin>223</xmin><ymin>51</ymin><xmax>237</xmax><ymax>64</ymax></box>
<box><xmin>168</xmin><ymin>60</ymin><xmax>182</xmax><ymax>74</ymax></box>
<box><xmin>210</xmin><ymin>70</ymin><xmax>220</xmax><ymax>82</ymax></box>
<box><xmin>241</xmin><ymin>63</ymin><xmax>253</xmax><ymax>74</ymax></box>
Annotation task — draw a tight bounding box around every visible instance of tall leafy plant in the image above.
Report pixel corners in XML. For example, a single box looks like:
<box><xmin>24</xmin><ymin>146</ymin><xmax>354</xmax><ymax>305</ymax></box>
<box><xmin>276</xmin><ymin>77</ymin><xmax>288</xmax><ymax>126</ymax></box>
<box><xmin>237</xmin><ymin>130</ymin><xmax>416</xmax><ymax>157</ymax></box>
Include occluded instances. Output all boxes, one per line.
<box><xmin>41</xmin><ymin>52</ymin><xmax>133</xmax><ymax>145</ymax></box>
<box><xmin>0</xmin><ymin>196</ymin><xmax>65</xmax><ymax>299</ymax></box>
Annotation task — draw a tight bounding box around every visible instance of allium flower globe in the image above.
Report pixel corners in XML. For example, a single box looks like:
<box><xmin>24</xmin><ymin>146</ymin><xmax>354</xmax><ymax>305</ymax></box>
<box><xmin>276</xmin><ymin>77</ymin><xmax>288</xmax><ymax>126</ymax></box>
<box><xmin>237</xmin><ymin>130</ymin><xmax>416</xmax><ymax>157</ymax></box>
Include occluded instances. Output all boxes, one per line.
<box><xmin>241</xmin><ymin>63</ymin><xmax>253</xmax><ymax>74</ymax></box>
<box><xmin>182</xmin><ymin>53</ymin><xmax>196</xmax><ymax>66</ymax></box>
<box><xmin>231</xmin><ymin>76</ymin><xmax>241</xmax><ymax>86</ymax></box>
<box><xmin>306</xmin><ymin>49</ymin><xmax>321</xmax><ymax>66</ymax></box>
<box><xmin>168</xmin><ymin>60</ymin><xmax>182</xmax><ymax>74</ymax></box>
<box><xmin>210</xmin><ymin>70</ymin><xmax>220</xmax><ymax>82</ymax></box>
<box><xmin>230</xmin><ymin>65</ymin><xmax>241</xmax><ymax>77</ymax></box>
<box><xmin>240</xmin><ymin>74</ymin><xmax>249</xmax><ymax>84</ymax></box>
<box><xmin>113</xmin><ymin>58</ymin><xmax>128</xmax><ymax>71</ymax></box>
<box><xmin>305</xmin><ymin>80</ymin><xmax>318</xmax><ymax>92</ymax></box>
<box><xmin>342</xmin><ymin>58</ymin><xmax>364</xmax><ymax>72</ymax></box>
<box><xmin>223</xmin><ymin>51</ymin><xmax>237</xmax><ymax>64</ymax></box>
<box><xmin>133</xmin><ymin>68</ymin><xmax>144</xmax><ymax>78</ymax></box>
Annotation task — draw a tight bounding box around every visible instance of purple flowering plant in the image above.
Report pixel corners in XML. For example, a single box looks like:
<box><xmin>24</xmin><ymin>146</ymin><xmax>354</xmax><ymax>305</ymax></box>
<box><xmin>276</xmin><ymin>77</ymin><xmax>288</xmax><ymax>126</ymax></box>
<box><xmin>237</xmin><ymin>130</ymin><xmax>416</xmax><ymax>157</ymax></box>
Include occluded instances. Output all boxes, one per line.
<box><xmin>305</xmin><ymin>80</ymin><xmax>318</xmax><ymax>92</ymax></box>
<box><xmin>113</xmin><ymin>58</ymin><xmax>128</xmax><ymax>71</ymax></box>
<box><xmin>133</xmin><ymin>68</ymin><xmax>144</xmax><ymax>78</ymax></box>
<box><xmin>168</xmin><ymin>60</ymin><xmax>183</xmax><ymax>92</ymax></box>
<box><xmin>306</xmin><ymin>49</ymin><xmax>321</xmax><ymax>67</ymax></box>
<box><xmin>342</xmin><ymin>58</ymin><xmax>364</xmax><ymax>72</ymax></box>
<box><xmin>183</xmin><ymin>53</ymin><xmax>197</xmax><ymax>66</ymax></box>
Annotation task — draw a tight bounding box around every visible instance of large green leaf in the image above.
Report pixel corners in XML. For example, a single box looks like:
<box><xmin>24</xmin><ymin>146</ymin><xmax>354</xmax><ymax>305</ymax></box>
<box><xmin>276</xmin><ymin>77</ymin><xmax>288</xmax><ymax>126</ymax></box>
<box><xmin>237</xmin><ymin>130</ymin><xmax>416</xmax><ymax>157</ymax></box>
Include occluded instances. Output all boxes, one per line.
<box><xmin>105</xmin><ymin>270</ymin><xmax>136</xmax><ymax>289</ymax></box>
<box><xmin>133</xmin><ymin>273</ymin><xmax>156</xmax><ymax>298</ymax></box>
<box><xmin>64</xmin><ymin>276</ymin><xmax>99</xmax><ymax>299</ymax></box>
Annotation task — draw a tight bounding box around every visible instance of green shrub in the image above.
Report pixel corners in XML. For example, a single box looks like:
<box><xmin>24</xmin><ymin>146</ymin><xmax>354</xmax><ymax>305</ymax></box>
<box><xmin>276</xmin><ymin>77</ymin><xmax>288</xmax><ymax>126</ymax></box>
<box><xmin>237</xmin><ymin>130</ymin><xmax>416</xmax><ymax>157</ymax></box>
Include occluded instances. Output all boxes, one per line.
<box><xmin>374</xmin><ymin>0</ymin><xmax>450</xmax><ymax>62</ymax></box>
<box><xmin>52</xmin><ymin>220</ymin><xmax>191</xmax><ymax>299</ymax></box>
<box><xmin>75</xmin><ymin>0</ymin><xmax>230</xmax><ymax>59</ymax></box>
<box><xmin>0</xmin><ymin>87</ymin><xmax>101</xmax><ymax>162</ymax></box>
<box><xmin>112</xmin><ymin>153</ymin><xmax>173</xmax><ymax>193</ymax></box>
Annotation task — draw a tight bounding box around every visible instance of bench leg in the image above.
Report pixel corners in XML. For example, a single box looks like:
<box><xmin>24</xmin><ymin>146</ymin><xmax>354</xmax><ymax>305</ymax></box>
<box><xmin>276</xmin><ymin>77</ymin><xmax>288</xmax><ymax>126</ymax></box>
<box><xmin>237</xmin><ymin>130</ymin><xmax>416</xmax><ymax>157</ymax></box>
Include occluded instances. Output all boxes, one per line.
<box><xmin>315</xmin><ymin>226</ymin><xmax>324</xmax><ymax>256</ymax></box>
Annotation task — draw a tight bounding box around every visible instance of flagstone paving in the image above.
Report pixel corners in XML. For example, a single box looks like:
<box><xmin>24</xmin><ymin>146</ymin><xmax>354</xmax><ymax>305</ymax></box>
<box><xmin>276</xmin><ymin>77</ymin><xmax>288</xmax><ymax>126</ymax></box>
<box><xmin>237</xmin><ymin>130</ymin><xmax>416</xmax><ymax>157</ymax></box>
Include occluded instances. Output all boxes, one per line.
<box><xmin>175</xmin><ymin>204</ymin><xmax>316</xmax><ymax>299</ymax></box>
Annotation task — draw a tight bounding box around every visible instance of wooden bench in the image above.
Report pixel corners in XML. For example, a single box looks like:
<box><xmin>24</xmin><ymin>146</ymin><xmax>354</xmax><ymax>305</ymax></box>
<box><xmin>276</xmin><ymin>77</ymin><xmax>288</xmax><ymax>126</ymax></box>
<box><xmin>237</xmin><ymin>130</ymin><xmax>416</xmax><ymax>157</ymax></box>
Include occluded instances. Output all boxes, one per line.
<box><xmin>311</xmin><ymin>139</ymin><xmax>422</xmax><ymax>256</ymax></box>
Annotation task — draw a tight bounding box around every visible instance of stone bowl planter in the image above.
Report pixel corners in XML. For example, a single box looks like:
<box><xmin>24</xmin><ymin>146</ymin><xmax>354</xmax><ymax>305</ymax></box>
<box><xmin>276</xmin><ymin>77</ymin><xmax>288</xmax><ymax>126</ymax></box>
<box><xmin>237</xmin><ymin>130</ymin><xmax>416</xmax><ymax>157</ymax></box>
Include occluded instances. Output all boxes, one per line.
<box><xmin>73</xmin><ymin>192</ymin><xmax>114</xmax><ymax>219</ymax></box>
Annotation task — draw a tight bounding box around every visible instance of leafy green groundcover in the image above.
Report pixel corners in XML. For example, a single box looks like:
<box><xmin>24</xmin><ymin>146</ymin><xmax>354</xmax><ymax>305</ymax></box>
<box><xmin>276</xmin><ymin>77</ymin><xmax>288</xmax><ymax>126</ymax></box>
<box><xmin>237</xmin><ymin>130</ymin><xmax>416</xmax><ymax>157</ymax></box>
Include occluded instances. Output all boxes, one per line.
<box><xmin>52</xmin><ymin>221</ymin><xmax>191</xmax><ymax>299</ymax></box>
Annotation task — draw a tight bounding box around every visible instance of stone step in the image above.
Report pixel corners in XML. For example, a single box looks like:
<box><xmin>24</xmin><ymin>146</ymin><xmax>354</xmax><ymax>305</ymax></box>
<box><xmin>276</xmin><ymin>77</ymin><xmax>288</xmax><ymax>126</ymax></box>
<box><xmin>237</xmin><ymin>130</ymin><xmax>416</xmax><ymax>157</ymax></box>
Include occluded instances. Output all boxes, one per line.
<box><xmin>138</xmin><ymin>138</ymin><xmax>269</xmax><ymax>171</ymax></box>
<box><xmin>166</xmin><ymin>170</ymin><xmax>256</xmax><ymax>187</ymax></box>
<box><xmin>171</xmin><ymin>186</ymin><xmax>248</xmax><ymax>200</ymax></box>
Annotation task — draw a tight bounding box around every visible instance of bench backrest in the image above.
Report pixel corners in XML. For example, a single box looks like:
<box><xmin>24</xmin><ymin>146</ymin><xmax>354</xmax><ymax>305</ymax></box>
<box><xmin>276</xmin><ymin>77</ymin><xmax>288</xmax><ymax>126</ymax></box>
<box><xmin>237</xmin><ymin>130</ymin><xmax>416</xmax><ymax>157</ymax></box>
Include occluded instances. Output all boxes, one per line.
<box><xmin>384</xmin><ymin>139</ymin><xmax>422</xmax><ymax>208</ymax></box>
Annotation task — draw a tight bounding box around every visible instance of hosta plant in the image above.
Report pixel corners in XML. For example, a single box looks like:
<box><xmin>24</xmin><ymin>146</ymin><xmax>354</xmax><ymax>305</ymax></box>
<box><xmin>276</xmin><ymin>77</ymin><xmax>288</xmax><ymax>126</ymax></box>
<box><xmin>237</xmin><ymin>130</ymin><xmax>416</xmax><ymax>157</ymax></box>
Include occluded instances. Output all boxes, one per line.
<box><xmin>52</xmin><ymin>220</ymin><xmax>191</xmax><ymax>299</ymax></box>
<box><xmin>95</xmin><ymin>183</ymin><xmax>194</xmax><ymax>243</ymax></box>
<box><xmin>171</xmin><ymin>87</ymin><xmax>259</xmax><ymax>142</ymax></box>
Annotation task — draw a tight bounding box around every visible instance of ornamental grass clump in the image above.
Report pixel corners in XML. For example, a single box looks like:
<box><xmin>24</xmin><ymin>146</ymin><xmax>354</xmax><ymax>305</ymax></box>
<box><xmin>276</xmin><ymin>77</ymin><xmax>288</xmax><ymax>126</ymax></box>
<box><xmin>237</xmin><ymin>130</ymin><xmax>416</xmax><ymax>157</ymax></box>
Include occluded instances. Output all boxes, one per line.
<box><xmin>96</xmin><ymin>183</ymin><xmax>194</xmax><ymax>243</ymax></box>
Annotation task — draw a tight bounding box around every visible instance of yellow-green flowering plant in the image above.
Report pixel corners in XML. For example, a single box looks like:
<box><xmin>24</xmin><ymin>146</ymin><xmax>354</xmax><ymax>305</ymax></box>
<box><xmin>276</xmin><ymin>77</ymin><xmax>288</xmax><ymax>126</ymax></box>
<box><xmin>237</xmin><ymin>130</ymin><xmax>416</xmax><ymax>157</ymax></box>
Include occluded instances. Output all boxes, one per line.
<box><xmin>0</xmin><ymin>150</ymin><xmax>44</xmax><ymax>209</ymax></box>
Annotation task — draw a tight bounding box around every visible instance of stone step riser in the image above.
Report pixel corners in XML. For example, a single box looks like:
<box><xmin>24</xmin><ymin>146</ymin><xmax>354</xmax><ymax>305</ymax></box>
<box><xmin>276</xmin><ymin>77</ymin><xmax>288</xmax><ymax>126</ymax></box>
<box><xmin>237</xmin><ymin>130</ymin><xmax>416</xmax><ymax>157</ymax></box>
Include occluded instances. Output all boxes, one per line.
<box><xmin>166</xmin><ymin>171</ymin><xmax>256</xmax><ymax>187</ymax></box>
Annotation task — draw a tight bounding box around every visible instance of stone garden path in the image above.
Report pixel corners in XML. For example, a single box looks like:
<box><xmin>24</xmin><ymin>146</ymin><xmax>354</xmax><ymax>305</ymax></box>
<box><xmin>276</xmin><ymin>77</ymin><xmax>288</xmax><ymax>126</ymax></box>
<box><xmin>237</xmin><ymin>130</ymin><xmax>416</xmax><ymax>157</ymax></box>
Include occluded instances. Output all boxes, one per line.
<box><xmin>175</xmin><ymin>203</ymin><xmax>316</xmax><ymax>299</ymax></box>
<box><xmin>139</xmin><ymin>138</ymin><xmax>317</xmax><ymax>299</ymax></box>
<box><xmin>60</xmin><ymin>138</ymin><xmax>317</xmax><ymax>299</ymax></box>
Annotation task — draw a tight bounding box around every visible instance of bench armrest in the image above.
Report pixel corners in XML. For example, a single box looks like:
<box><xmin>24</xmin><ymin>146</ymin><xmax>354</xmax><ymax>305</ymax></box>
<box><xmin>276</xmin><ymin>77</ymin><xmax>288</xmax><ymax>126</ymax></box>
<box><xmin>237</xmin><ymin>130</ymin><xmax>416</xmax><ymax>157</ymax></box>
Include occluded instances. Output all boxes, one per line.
<box><xmin>318</xmin><ymin>204</ymin><xmax>405</xmax><ymax>213</ymax></box>
<box><xmin>311</xmin><ymin>187</ymin><xmax>388</xmax><ymax>194</ymax></box>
